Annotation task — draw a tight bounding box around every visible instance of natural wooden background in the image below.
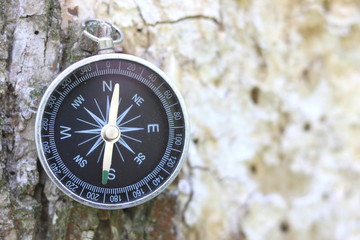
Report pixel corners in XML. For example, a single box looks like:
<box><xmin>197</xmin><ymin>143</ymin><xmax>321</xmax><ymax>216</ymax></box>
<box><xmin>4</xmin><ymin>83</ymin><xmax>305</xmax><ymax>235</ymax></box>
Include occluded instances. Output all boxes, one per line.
<box><xmin>1</xmin><ymin>0</ymin><xmax>360</xmax><ymax>239</ymax></box>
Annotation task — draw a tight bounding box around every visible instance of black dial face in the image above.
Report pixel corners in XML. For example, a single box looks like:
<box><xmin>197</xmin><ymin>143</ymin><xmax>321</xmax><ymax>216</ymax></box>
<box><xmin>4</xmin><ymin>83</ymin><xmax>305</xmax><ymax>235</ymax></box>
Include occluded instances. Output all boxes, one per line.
<box><xmin>36</xmin><ymin>55</ymin><xmax>188</xmax><ymax>208</ymax></box>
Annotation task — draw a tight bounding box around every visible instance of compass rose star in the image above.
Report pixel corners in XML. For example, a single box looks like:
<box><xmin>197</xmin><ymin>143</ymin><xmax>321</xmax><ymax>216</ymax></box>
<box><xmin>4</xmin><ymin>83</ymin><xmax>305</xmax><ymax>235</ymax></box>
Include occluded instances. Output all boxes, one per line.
<box><xmin>75</xmin><ymin>97</ymin><xmax>143</xmax><ymax>160</ymax></box>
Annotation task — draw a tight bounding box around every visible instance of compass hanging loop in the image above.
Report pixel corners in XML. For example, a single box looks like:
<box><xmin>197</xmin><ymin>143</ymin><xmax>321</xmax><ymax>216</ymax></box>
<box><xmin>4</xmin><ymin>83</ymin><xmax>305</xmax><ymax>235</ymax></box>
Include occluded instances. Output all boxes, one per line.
<box><xmin>82</xmin><ymin>18</ymin><xmax>124</xmax><ymax>54</ymax></box>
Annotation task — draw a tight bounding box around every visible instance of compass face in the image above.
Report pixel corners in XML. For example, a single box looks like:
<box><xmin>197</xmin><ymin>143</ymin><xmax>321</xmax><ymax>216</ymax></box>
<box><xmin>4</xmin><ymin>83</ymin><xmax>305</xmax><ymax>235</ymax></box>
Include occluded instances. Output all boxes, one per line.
<box><xmin>35</xmin><ymin>54</ymin><xmax>189</xmax><ymax>209</ymax></box>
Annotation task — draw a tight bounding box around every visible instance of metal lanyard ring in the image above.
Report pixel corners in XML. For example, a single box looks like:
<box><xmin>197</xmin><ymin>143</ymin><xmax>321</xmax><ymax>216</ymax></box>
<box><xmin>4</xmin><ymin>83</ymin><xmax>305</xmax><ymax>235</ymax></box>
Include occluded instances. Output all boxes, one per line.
<box><xmin>82</xmin><ymin>18</ymin><xmax>124</xmax><ymax>44</ymax></box>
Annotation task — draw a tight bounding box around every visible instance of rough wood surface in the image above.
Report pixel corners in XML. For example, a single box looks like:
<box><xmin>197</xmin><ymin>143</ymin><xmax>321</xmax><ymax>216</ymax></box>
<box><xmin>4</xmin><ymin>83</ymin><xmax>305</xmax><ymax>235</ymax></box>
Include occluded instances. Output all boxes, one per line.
<box><xmin>1</xmin><ymin>0</ymin><xmax>360</xmax><ymax>240</ymax></box>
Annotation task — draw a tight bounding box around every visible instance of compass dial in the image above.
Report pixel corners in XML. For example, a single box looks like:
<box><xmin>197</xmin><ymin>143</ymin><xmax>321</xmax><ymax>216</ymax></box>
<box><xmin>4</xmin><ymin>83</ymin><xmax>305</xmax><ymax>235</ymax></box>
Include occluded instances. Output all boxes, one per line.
<box><xmin>35</xmin><ymin>54</ymin><xmax>189</xmax><ymax>209</ymax></box>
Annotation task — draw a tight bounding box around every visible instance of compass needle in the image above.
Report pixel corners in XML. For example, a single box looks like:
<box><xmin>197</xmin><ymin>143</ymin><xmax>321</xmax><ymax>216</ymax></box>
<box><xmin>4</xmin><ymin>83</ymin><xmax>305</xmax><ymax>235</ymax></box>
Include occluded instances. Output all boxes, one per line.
<box><xmin>102</xmin><ymin>142</ymin><xmax>114</xmax><ymax>184</ymax></box>
<box><xmin>101</xmin><ymin>83</ymin><xmax>120</xmax><ymax>185</ymax></box>
<box><xmin>35</xmin><ymin>19</ymin><xmax>188</xmax><ymax>209</ymax></box>
<box><xmin>109</xmin><ymin>84</ymin><xmax>120</xmax><ymax>125</ymax></box>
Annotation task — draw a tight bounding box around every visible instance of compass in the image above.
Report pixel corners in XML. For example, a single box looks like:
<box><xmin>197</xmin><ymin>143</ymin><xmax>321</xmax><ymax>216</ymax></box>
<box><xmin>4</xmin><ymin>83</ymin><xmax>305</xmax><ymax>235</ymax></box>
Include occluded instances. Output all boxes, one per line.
<box><xmin>35</xmin><ymin>19</ymin><xmax>189</xmax><ymax>209</ymax></box>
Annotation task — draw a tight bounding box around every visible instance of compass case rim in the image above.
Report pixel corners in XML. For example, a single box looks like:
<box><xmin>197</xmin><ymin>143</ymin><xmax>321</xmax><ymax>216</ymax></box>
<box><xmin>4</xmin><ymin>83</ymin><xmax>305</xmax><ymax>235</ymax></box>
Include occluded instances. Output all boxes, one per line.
<box><xmin>35</xmin><ymin>53</ymin><xmax>190</xmax><ymax>209</ymax></box>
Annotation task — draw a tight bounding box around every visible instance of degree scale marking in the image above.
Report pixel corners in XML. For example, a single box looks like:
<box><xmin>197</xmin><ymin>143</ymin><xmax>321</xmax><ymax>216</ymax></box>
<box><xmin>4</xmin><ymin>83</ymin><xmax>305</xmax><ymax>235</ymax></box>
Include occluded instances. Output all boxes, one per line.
<box><xmin>41</xmin><ymin>59</ymin><xmax>186</xmax><ymax>205</ymax></box>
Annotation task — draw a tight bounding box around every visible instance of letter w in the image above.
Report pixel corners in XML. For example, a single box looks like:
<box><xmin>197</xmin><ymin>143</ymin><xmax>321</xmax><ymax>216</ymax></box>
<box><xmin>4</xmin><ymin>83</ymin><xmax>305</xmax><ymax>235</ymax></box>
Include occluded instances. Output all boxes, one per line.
<box><xmin>60</xmin><ymin>126</ymin><xmax>71</xmax><ymax>140</ymax></box>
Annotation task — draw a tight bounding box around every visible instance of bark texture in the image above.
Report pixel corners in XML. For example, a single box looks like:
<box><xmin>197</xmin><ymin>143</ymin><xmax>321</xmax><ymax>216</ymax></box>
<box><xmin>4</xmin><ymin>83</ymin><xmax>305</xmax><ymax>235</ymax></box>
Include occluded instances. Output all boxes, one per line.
<box><xmin>1</xmin><ymin>0</ymin><xmax>360</xmax><ymax>240</ymax></box>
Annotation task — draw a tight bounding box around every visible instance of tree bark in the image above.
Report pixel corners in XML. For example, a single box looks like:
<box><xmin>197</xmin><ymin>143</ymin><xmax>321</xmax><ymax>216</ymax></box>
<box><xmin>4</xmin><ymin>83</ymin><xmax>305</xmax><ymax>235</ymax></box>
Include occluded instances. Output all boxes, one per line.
<box><xmin>2</xmin><ymin>0</ymin><xmax>360</xmax><ymax>240</ymax></box>
<box><xmin>0</xmin><ymin>0</ymin><xmax>181</xmax><ymax>239</ymax></box>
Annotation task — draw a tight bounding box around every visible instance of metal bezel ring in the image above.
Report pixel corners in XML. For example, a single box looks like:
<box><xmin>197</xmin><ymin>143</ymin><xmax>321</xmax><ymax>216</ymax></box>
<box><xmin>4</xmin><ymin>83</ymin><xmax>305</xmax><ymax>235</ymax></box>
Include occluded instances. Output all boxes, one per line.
<box><xmin>34</xmin><ymin>53</ymin><xmax>190</xmax><ymax>209</ymax></box>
